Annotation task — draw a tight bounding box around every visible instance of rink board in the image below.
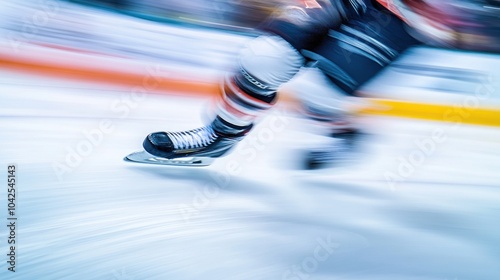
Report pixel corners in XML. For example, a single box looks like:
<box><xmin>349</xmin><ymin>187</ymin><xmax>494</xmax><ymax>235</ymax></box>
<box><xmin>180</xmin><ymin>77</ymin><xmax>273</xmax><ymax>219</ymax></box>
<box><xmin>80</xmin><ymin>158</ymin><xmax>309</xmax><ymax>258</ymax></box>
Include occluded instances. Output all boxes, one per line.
<box><xmin>1</xmin><ymin>44</ymin><xmax>499</xmax><ymax>126</ymax></box>
<box><xmin>358</xmin><ymin>47</ymin><xmax>500</xmax><ymax>126</ymax></box>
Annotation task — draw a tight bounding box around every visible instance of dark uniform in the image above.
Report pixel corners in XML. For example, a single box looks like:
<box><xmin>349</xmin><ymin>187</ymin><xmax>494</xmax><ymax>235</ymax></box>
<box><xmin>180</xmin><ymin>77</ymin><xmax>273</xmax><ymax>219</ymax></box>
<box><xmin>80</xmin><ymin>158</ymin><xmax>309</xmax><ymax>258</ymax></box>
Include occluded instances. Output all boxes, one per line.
<box><xmin>261</xmin><ymin>0</ymin><xmax>419</xmax><ymax>95</ymax></box>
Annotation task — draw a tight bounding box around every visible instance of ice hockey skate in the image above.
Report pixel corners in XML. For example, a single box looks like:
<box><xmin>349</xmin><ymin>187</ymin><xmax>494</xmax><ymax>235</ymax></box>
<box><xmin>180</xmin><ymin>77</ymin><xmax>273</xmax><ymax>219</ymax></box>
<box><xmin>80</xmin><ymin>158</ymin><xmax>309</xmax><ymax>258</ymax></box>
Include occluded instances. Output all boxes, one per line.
<box><xmin>124</xmin><ymin>116</ymin><xmax>252</xmax><ymax>166</ymax></box>
<box><xmin>303</xmin><ymin>129</ymin><xmax>364</xmax><ymax>169</ymax></box>
<box><xmin>125</xmin><ymin>34</ymin><xmax>304</xmax><ymax>167</ymax></box>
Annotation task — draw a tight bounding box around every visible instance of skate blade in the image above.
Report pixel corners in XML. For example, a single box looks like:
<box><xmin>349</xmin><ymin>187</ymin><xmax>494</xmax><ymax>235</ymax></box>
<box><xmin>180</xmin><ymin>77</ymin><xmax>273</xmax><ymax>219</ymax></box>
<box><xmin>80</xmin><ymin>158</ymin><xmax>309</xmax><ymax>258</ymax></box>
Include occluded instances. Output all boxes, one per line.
<box><xmin>124</xmin><ymin>151</ymin><xmax>214</xmax><ymax>167</ymax></box>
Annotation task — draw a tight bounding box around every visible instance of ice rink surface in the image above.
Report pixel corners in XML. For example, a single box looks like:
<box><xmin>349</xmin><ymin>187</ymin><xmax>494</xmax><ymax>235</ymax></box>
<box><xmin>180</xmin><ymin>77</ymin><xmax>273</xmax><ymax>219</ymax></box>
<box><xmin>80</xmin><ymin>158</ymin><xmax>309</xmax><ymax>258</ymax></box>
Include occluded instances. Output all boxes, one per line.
<box><xmin>1</xmin><ymin>2</ymin><xmax>500</xmax><ymax>279</ymax></box>
<box><xmin>1</xmin><ymin>68</ymin><xmax>500</xmax><ymax>280</ymax></box>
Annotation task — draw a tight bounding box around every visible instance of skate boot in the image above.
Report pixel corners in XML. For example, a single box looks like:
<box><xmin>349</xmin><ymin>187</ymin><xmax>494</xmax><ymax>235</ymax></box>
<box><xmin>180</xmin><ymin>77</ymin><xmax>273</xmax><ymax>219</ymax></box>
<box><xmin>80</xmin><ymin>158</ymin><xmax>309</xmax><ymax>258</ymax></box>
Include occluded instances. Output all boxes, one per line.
<box><xmin>304</xmin><ymin>128</ymin><xmax>362</xmax><ymax>170</ymax></box>
<box><xmin>288</xmin><ymin>67</ymin><xmax>364</xmax><ymax>169</ymax></box>
<box><xmin>147</xmin><ymin>116</ymin><xmax>251</xmax><ymax>164</ymax></box>
<box><xmin>125</xmin><ymin>116</ymin><xmax>252</xmax><ymax>166</ymax></box>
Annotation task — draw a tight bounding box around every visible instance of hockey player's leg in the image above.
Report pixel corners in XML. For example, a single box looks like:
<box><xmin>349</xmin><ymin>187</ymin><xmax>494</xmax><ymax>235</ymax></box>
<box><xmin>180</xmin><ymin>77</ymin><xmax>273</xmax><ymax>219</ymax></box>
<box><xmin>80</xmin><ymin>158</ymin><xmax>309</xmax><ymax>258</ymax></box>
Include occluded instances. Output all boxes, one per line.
<box><xmin>287</xmin><ymin>66</ymin><xmax>363</xmax><ymax>169</ymax></box>
<box><xmin>294</xmin><ymin>6</ymin><xmax>420</xmax><ymax>169</ymax></box>
<box><xmin>141</xmin><ymin>35</ymin><xmax>304</xmax><ymax>164</ymax></box>
<box><xmin>134</xmin><ymin>1</ymin><xmax>359</xmax><ymax>165</ymax></box>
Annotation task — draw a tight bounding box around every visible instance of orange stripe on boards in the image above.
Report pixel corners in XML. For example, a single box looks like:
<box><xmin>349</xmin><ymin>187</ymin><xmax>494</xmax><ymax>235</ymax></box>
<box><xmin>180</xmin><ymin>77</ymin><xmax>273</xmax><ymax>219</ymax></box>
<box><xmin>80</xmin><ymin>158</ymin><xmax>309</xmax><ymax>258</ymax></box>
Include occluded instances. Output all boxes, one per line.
<box><xmin>0</xmin><ymin>54</ymin><xmax>220</xmax><ymax>98</ymax></box>
<box><xmin>2</xmin><ymin>52</ymin><xmax>499</xmax><ymax>127</ymax></box>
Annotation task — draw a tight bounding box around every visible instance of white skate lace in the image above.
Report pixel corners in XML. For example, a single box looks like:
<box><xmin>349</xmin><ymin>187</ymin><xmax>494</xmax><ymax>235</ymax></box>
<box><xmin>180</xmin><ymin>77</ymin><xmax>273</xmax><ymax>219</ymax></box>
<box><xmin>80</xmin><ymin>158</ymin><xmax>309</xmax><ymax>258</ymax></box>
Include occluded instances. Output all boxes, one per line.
<box><xmin>167</xmin><ymin>126</ymin><xmax>217</xmax><ymax>150</ymax></box>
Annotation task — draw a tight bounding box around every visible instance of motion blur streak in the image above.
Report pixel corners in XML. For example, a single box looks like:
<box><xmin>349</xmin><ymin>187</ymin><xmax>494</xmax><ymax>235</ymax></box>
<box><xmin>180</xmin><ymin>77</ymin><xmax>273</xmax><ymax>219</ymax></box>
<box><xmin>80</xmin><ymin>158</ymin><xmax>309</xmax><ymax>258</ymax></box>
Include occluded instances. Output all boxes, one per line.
<box><xmin>1</xmin><ymin>1</ymin><xmax>500</xmax><ymax>280</ymax></box>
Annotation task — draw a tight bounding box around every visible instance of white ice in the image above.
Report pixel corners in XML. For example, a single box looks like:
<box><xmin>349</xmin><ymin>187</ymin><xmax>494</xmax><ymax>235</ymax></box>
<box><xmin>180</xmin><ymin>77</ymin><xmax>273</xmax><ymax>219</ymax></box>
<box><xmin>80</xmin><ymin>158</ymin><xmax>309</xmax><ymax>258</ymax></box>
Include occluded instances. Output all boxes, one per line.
<box><xmin>1</xmin><ymin>68</ymin><xmax>500</xmax><ymax>280</ymax></box>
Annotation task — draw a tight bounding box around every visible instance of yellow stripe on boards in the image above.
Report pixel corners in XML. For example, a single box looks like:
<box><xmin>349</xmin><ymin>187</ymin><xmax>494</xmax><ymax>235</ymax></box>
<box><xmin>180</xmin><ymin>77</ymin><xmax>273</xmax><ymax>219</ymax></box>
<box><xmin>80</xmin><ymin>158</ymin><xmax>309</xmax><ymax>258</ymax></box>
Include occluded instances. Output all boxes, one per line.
<box><xmin>360</xmin><ymin>99</ymin><xmax>500</xmax><ymax>127</ymax></box>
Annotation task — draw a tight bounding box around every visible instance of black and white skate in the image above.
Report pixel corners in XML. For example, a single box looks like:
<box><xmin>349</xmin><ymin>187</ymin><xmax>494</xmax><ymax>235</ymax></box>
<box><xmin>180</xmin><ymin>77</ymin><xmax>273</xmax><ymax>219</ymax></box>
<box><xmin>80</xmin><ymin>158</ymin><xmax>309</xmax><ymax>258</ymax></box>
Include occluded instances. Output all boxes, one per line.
<box><xmin>125</xmin><ymin>116</ymin><xmax>252</xmax><ymax>166</ymax></box>
<box><xmin>304</xmin><ymin>130</ymin><xmax>362</xmax><ymax>170</ymax></box>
